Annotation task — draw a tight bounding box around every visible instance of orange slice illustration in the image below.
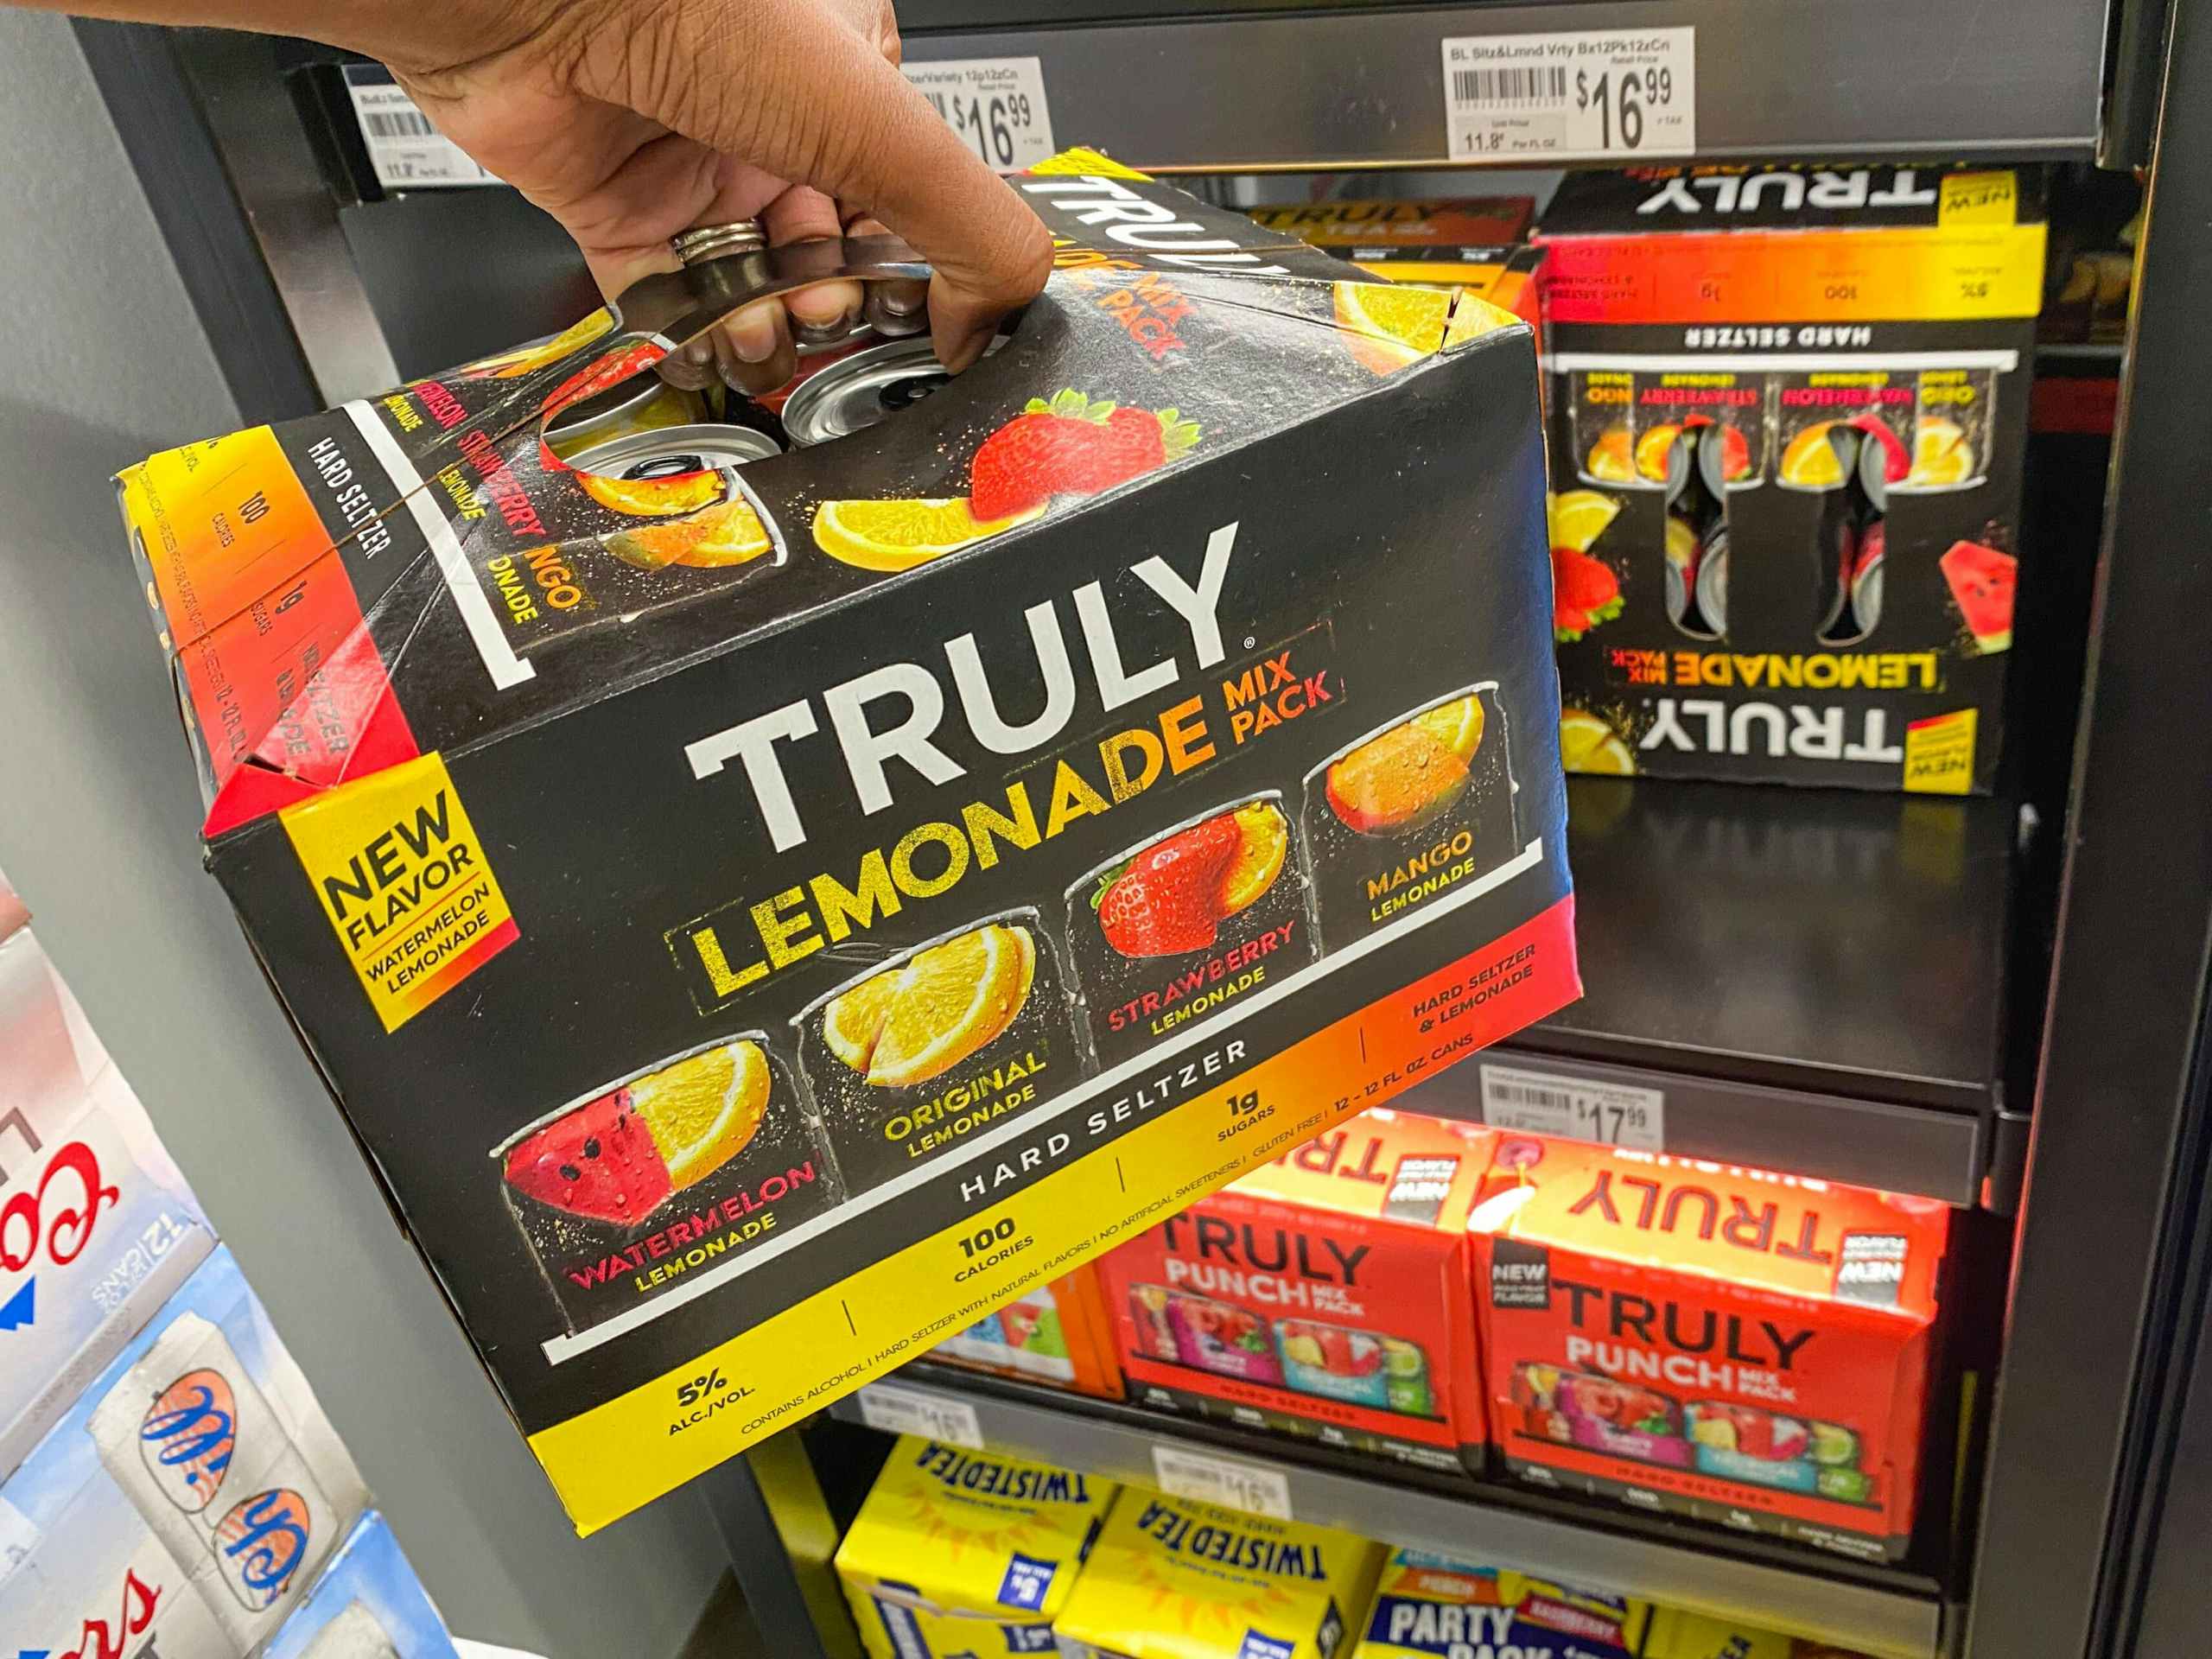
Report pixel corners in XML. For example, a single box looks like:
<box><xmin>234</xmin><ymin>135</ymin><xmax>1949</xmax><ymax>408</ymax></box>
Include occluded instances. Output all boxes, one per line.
<box><xmin>1218</xmin><ymin>802</ymin><xmax>1289</xmax><ymax>918</ymax></box>
<box><xmin>1326</xmin><ymin>721</ymin><xmax>1471</xmax><ymax>836</ymax></box>
<box><xmin>604</xmin><ymin>496</ymin><xmax>772</xmax><ymax>569</ymax></box>
<box><xmin>823</xmin><ymin>925</ymin><xmax>1035</xmax><ymax>1089</ymax></box>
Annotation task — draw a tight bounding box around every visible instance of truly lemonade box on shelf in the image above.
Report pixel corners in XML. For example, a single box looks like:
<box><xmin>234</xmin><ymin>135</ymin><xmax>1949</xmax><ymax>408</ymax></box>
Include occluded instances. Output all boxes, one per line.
<box><xmin>0</xmin><ymin>1246</ymin><xmax>370</xmax><ymax>1659</ymax></box>
<box><xmin>114</xmin><ymin>149</ymin><xmax>1577</xmax><ymax>1529</ymax></box>
<box><xmin>1534</xmin><ymin>165</ymin><xmax>2045</xmax><ymax>792</ymax></box>
<box><xmin>1466</xmin><ymin>1139</ymin><xmax>1948</xmax><ymax>1561</ymax></box>
<box><xmin>1643</xmin><ymin>1607</ymin><xmax>1874</xmax><ymax>1659</ymax></box>
<box><xmin>262</xmin><ymin>1511</ymin><xmax>461</xmax><ymax>1659</ymax></box>
<box><xmin>1052</xmin><ymin>1484</ymin><xmax>1385</xmax><ymax>1659</ymax></box>
<box><xmin>929</xmin><ymin>1264</ymin><xmax>1123</xmax><ymax>1398</ymax></box>
<box><xmin>1351</xmin><ymin>1548</ymin><xmax>1649</xmax><ymax>1659</ymax></box>
<box><xmin>833</xmin><ymin>1434</ymin><xmax>1115</xmax><ymax>1659</ymax></box>
<box><xmin>1096</xmin><ymin>1110</ymin><xmax>1491</xmax><ymax>1471</ymax></box>
<box><xmin>1249</xmin><ymin>199</ymin><xmax>1542</xmax><ymax>325</ymax></box>
<box><xmin>0</xmin><ymin>877</ymin><xmax>214</xmax><ymax>1479</ymax></box>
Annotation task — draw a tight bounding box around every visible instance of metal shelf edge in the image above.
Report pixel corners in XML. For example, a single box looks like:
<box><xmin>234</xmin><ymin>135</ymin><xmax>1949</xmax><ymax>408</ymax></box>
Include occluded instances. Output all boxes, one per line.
<box><xmin>832</xmin><ymin>1373</ymin><xmax>1946</xmax><ymax>1659</ymax></box>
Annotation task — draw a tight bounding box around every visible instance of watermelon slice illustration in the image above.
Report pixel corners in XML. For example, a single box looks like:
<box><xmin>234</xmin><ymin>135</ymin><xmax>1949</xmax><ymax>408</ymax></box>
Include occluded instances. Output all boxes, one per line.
<box><xmin>502</xmin><ymin>1039</ymin><xmax>772</xmax><ymax>1227</ymax></box>
<box><xmin>1941</xmin><ymin>540</ymin><xmax>2016</xmax><ymax>654</ymax></box>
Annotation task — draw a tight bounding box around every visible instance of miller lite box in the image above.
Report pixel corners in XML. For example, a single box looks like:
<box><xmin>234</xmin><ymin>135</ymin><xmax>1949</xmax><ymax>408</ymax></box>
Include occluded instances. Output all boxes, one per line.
<box><xmin>1534</xmin><ymin>165</ymin><xmax>2044</xmax><ymax>792</ymax></box>
<box><xmin>0</xmin><ymin>1246</ymin><xmax>369</xmax><ymax>1656</ymax></box>
<box><xmin>115</xmin><ymin>148</ymin><xmax>1577</xmax><ymax>1530</ymax></box>
<box><xmin>1097</xmin><ymin>1111</ymin><xmax>1491</xmax><ymax>1471</ymax></box>
<box><xmin>0</xmin><ymin>875</ymin><xmax>213</xmax><ymax>1479</ymax></box>
<box><xmin>1467</xmin><ymin>1139</ymin><xmax>1948</xmax><ymax>1560</ymax></box>
<box><xmin>264</xmin><ymin>1512</ymin><xmax>460</xmax><ymax>1659</ymax></box>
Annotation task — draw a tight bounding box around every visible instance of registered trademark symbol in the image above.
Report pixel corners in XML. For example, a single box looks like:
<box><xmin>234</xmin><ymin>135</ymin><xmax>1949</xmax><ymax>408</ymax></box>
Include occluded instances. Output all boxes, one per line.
<box><xmin>1244</xmin><ymin>635</ymin><xmax>1255</xmax><ymax>649</ymax></box>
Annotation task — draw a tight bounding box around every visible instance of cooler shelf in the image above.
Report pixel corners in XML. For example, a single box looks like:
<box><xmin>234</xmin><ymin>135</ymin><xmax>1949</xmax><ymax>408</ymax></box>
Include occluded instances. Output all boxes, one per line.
<box><xmin>895</xmin><ymin>0</ymin><xmax>2101</xmax><ymax>170</ymax></box>
<box><xmin>1393</xmin><ymin>779</ymin><xmax>2019</xmax><ymax>1207</ymax></box>
<box><xmin>830</xmin><ymin>1366</ymin><xmax>1949</xmax><ymax>1659</ymax></box>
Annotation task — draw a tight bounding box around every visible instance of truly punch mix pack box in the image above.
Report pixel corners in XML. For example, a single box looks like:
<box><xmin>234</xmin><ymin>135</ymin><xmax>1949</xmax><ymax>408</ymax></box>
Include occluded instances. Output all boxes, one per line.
<box><xmin>1</xmin><ymin>884</ymin><xmax>214</xmax><ymax>1478</ymax></box>
<box><xmin>262</xmin><ymin>1511</ymin><xmax>461</xmax><ymax>1659</ymax></box>
<box><xmin>1052</xmin><ymin>1485</ymin><xmax>1385</xmax><ymax>1659</ymax></box>
<box><xmin>116</xmin><ymin>149</ymin><xmax>1577</xmax><ymax>1528</ymax></box>
<box><xmin>1350</xmin><ymin>1548</ymin><xmax>1649</xmax><ymax>1659</ymax></box>
<box><xmin>928</xmin><ymin>1264</ymin><xmax>1122</xmax><ymax>1398</ymax></box>
<box><xmin>1534</xmin><ymin>165</ymin><xmax>2045</xmax><ymax>792</ymax></box>
<box><xmin>1098</xmin><ymin>1110</ymin><xmax>1491</xmax><ymax>1471</ymax></box>
<box><xmin>1</xmin><ymin>1247</ymin><xmax>370</xmax><ymax>1658</ymax></box>
<box><xmin>833</xmin><ymin>1434</ymin><xmax>1115</xmax><ymax>1659</ymax></box>
<box><xmin>1248</xmin><ymin>199</ymin><xmax>1542</xmax><ymax>326</ymax></box>
<box><xmin>1467</xmin><ymin>1141</ymin><xmax>1948</xmax><ymax>1560</ymax></box>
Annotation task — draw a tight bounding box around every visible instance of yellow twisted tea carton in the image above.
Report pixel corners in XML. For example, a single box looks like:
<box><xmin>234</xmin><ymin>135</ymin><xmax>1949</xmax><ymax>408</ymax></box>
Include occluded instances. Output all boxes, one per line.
<box><xmin>1642</xmin><ymin>1608</ymin><xmax>1873</xmax><ymax>1659</ymax></box>
<box><xmin>834</xmin><ymin>1434</ymin><xmax>1115</xmax><ymax>1658</ymax></box>
<box><xmin>1350</xmin><ymin>1548</ymin><xmax>1648</xmax><ymax>1659</ymax></box>
<box><xmin>114</xmin><ymin>146</ymin><xmax>1576</xmax><ymax>1529</ymax></box>
<box><xmin>1052</xmin><ymin>1485</ymin><xmax>1385</xmax><ymax>1659</ymax></box>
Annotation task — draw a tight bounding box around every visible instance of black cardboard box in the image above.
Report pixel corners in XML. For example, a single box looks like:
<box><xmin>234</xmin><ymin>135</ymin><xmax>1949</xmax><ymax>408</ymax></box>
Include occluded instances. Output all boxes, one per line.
<box><xmin>1535</xmin><ymin>165</ymin><xmax>2046</xmax><ymax>793</ymax></box>
<box><xmin>118</xmin><ymin>150</ymin><xmax>1577</xmax><ymax>1529</ymax></box>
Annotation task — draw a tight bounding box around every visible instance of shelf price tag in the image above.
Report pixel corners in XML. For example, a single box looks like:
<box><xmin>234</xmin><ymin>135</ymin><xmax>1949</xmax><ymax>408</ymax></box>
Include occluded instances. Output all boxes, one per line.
<box><xmin>1150</xmin><ymin>1446</ymin><xmax>1294</xmax><ymax>1521</ymax></box>
<box><xmin>902</xmin><ymin>58</ymin><xmax>1058</xmax><ymax>173</ymax></box>
<box><xmin>856</xmin><ymin>1382</ymin><xmax>984</xmax><ymax>1449</ymax></box>
<box><xmin>341</xmin><ymin>67</ymin><xmax>500</xmax><ymax>190</ymax></box>
<box><xmin>1479</xmin><ymin>1063</ymin><xmax>1666</xmax><ymax>1152</ymax></box>
<box><xmin>1440</xmin><ymin>29</ymin><xmax>1696</xmax><ymax>162</ymax></box>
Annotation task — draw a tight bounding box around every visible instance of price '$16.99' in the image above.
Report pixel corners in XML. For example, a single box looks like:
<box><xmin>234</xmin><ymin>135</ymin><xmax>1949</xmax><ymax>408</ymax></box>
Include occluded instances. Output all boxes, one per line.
<box><xmin>903</xmin><ymin>58</ymin><xmax>1058</xmax><ymax>173</ymax></box>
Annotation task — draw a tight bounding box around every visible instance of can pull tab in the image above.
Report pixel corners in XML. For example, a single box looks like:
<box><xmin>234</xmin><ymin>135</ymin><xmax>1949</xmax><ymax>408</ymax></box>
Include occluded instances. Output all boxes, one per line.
<box><xmin>613</xmin><ymin>225</ymin><xmax>932</xmax><ymax>354</ymax></box>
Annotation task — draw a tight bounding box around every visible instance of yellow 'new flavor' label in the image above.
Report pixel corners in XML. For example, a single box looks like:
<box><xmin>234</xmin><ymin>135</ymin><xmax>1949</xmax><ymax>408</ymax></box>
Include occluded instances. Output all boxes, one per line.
<box><xmin>1939</xmin><ymin>170</ymin><xmax>2019</xmax><ymax>226</ymax></box>
<box><xmin>1903</xmin><ymin>709</ymin><xmax>1978</xmax><ymax>795</ymax></box>
<box><xmin>280</xmin><ymin>753</ymin><xmax>519</xmax><ymax>1031</ymax></box>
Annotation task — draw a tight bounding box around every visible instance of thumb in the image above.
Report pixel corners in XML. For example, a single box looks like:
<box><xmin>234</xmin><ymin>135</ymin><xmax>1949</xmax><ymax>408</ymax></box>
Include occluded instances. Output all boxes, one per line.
<box><xmin>618</xmin><ymin>0</ymin><xmax>1054</xmax><ymax>370</ymax></box>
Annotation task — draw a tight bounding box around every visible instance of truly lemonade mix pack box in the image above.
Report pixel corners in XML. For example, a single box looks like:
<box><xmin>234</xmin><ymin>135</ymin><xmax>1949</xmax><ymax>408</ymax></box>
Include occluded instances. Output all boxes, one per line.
<box><xmin>1052</xmin><ymin>1484</ymin><xmax>1385</xmax><ymax>1659</ymax></box>
<box><xmin>1466</xmin><ymin>1139</ymin><xmax>1948</xmax><ymax>1560</ymax></box>
<box><xmin>1350</xmin><ymin>1548</ymin><xmax>1649</xmax><ymax>1659</ymax></box>
<box><xmin>1533</xmin><ymin>165</ymin><xmax>2045</xmax><ymax>791</ymax></box>
<box><xmin>1248</xmin><ymin>199</ymin><xmax>1542</xmax><ymax>326</ymax></box>
<box><xmin>1097</xmin><ymin>1111</ymin><xmax>1491</xmax><ymax>1470</ymax></box>
<box><xmin>115</xmin><ymin>150</ymin><xmax>1577</xmax><ymax>1527</ymax></box>
<box><xmin>833</xmin><ymin>1434</ymin><xmax>1115</xmax><ymax>1659</ymax></box>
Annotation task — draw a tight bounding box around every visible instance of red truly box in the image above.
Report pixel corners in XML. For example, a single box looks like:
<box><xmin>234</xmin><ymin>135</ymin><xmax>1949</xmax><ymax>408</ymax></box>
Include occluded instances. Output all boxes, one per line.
<box><xmin>1467</xmin><ymin>1139</ymin><xmax>1948</xmax><ymax>1561</ymax></box>
<box><xmin>1098</xmin><ymin>1110</ymin><xmax>1491</xmax><ymax>1471</ymax></box>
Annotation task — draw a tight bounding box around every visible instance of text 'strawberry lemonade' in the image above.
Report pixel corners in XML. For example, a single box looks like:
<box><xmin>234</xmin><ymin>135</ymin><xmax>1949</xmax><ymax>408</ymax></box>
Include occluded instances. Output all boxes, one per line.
<box><xmin>115</xmin><ymin>149</ymin><xmax>1577</xmax><ymax>1530</ymax></box>
<box><xmin>1063</xmin><ymin>792</ymin><xmax>1314</xmax><ymax>1069</ymax></box>
<box><xmin>1468</xmin><ymin>1138</ymin><xmax>1948</xmax><ymax>1561</ymax></box>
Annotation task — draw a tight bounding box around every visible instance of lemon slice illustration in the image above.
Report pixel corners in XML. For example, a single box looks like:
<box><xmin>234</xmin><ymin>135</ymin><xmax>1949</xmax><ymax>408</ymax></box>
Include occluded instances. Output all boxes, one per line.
<box><xmin>813</xmin><ymin>499</ymin><xmax>1041</xmax><ymax>573</ymax></box>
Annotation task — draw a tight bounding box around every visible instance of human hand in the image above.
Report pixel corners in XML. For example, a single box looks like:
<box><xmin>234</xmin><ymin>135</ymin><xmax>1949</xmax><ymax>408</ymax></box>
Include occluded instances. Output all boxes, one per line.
<box><xmin>386</xmin><ymin>0</ymin><xmax>1052</xmax><ymax>390</ymax></box>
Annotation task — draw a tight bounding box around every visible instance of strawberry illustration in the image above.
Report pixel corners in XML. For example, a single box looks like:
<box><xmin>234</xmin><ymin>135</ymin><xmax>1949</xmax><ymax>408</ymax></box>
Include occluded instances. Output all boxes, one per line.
<box><xmin>970</xmin><ymin>390</ymin><xmax>1199</xmax><ymax>521</ymax></box>
<box><xmin>1096</xmin><ymin>813</ymin><xmax>1241</xmax><ymax>958</ymax></box>
<box><xmin>1552</xmin><ymin>546</ymin><xmax>1623</xmax><ymax>642</ymax></box>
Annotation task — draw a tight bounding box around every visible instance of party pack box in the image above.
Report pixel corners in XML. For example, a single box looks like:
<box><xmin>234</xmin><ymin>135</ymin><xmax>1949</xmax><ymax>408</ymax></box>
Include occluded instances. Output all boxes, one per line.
<box><xmin>0</xmin><ymin>895</ymin><xmax>213</xmax><ymax>1479</ymax></box>
<box><xmin>117</xmin><ymin>150</ymin><xmax>1576</xmax><ymax>1530</ymax></box>
<box><xmin>0</xmin><ymin>1247</ymin><xmax>369</xmax><ymax>1658</ymax></box>
<box><xmin>1053</xmin><ymin>1485</ymin><xmax>1385</xmax><ymax>1659</ymax></box>
<box><xmin>1099</xmin><ymin>1110</ymin><xmax>1491</xmax><ymax>1470</ymax></box>
<box><xmin>1534</xmin><ymin>165</ymin><xmax>2044</xmax><ymax>791</ymax></box>
<box><xmin>1350</xmin><ymin>1548</ymin><xmax>1649</xmax><ymax>1659</ymax></box>
<box><xmin>835</xmin><ymin>1434</ymin><xmax>1115</xmax><ymax>1659</ymax></box>
<box><xmin>1467</xmin><ymin>1140</ymin><xmax>1948</xmax><ymax>1560</ymax></box>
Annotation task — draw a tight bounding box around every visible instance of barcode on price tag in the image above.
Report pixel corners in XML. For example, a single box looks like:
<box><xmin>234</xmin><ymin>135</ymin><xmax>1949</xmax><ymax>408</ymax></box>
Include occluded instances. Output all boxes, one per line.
<box><xmin>1150</xmin><ymin>1446</ymin><xmax>1294</xmax><ymax>1521</ymax></box>
<box><xmin>342</xmin><ymin>67</ymin><xmax>499</xmax><ymax>190</ymax></box>
<box><xmin>1479</xmin><ymin>1064</ymin><xmax>1666</xmax><ymax>1152</ymax></box>
<box><xmin>1440</xmin><ymin>29</ymin><xmax>1695</xmax><ymax>162</ymax></box>
<box><xmin>855</xmin><ymin>1382</ymin><xmax>984</xmax><ymax>1448</ymax></box>
<box><xmin>902</xmin><ymin>58</ymin><xmax>1057</xmax><ymax>174</ymax></box>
